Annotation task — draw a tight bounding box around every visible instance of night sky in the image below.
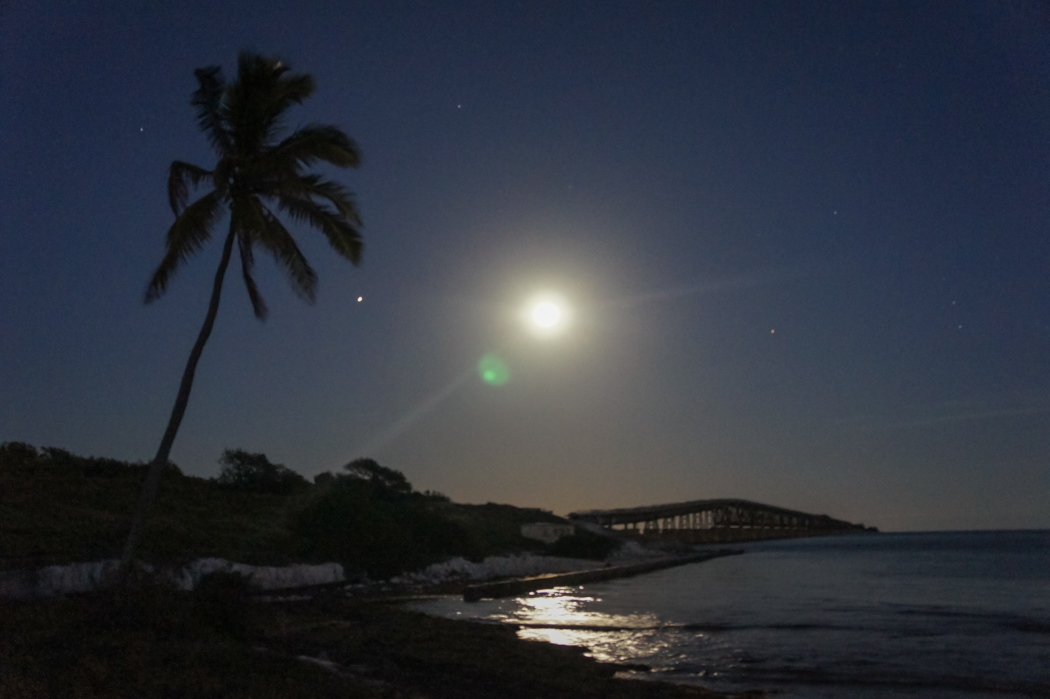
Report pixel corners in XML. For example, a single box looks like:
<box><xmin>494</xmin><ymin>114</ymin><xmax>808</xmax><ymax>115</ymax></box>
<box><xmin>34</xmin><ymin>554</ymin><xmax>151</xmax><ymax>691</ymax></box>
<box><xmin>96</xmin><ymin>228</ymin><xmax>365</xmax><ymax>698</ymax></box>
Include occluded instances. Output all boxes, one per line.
<box><xmin>2</xmin><ymin>1</ymin><xmax>1048</xmax><ymax>531</ymax></box>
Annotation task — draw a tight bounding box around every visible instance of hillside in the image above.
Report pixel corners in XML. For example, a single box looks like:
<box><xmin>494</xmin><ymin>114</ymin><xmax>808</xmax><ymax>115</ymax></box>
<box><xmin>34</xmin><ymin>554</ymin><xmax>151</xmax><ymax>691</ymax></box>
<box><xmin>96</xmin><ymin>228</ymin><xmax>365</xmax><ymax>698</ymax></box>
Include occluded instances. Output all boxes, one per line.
<box><xmin>0</xmin><ymin>442</ymin><xmax>573</xmax><ymax>578</ymax></box>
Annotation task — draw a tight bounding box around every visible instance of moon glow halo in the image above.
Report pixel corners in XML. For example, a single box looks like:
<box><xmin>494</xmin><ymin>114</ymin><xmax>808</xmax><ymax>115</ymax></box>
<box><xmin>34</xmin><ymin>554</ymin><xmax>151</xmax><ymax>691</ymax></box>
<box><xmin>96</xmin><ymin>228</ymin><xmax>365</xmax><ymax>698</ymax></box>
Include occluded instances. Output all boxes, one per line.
<box><xmin>524</xmin><ymin>294</ymin><xmax>570</xmax><ymax>336</ymax></box>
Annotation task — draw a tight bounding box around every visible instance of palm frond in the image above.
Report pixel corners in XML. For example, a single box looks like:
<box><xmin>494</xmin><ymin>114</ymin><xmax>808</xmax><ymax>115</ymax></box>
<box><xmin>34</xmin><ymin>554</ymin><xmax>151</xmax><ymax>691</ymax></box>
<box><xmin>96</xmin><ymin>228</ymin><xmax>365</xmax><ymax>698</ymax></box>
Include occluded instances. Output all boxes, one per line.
<box><xmin>250</xmin><ymin>55</ymin><xmax>315</xmax><ymax>147</ymax></box>
<box><xmin>277</xmin><ymin>194</ymin><xmax>363</xmax><ymax>265</ymax></box>
<box><xmin>237</xmin><ymin>227</ymin><xmax>268</xmax><ymax>319</ymax></box>
<box><xmin>227</xmin><ymin>52</ymin><xmax>316</xmax><ymax>155</ymax></box>
<box><xmin>149</xmin><ymin>52</ymin><xmax>363</xmax><ymax>315</ymax></box>
<box><xmin>146</xmin><ymin>191</ymin><xmax>224</xmax><ymax>302</ymax></box>
<box><xmin>263</xmin><ymin>72</ymin><xmax>315</xmax><ymax>129</ymax></box>
<box><xmin>262</xmin><ymin>125</ymin><xmax>360</xmax><ymax>174</ymax></box>
<box><xmin>243</xmin><ymin>197</ymin><xmax>318</xmax><ymax>301</ymax></box>
<box><xmin>167</xmin><ymin>161</ymin><xmax>214</xmax><ymax>216</ymax></box>
<box><xmin>306</xmin><ymin>178</ymin><xmax>363</xmax><ymax>226</ymax></box>
<box><xmin>275</xmin><ymin>174</ymin><xmax>362</xmax><ymax>226</ymax></box>
<box><xmin>191</xmin><ymin>66</ymin><xmax>231</xmax><ymax>154</ymax></box>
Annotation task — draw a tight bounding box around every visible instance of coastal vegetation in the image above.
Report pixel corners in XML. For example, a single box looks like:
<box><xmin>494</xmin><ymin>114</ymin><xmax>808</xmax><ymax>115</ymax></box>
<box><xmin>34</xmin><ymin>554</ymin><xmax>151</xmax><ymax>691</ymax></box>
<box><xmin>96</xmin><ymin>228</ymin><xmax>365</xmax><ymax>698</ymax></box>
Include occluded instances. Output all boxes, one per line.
<box><xmin>0</xmin><ymin>442</ymin><xmax>573</xmax><ymax>578</ymax></box>
<box><xmin>3</xmin><ymin>443</ymin><xmax>747</xmax><ymax>697</ymax></box>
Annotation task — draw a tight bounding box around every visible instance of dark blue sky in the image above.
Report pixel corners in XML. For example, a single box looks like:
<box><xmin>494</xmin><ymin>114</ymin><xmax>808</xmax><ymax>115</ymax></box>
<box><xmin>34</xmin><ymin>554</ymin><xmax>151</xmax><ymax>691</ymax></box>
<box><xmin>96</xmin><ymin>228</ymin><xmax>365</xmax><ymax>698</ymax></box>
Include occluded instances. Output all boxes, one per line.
<box><xmin>2</xmin><ymin>1</ymin><xmax>1048</xmax><ymax>530</ymax></box>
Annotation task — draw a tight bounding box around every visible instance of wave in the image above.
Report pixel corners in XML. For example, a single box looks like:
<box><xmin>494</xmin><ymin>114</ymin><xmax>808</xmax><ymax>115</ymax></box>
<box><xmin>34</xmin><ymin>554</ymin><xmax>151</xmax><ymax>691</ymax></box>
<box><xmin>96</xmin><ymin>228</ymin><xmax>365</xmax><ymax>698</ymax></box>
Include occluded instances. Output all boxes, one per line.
<box><xmin>895</xmin><ymin>606</ymin><xmax>1050</xmax><ymax>634</ymax></box>
<box><xmin>725</xmin><ymin>665</ymin><xmax>1050</xmax><ymax>697</ymax></box>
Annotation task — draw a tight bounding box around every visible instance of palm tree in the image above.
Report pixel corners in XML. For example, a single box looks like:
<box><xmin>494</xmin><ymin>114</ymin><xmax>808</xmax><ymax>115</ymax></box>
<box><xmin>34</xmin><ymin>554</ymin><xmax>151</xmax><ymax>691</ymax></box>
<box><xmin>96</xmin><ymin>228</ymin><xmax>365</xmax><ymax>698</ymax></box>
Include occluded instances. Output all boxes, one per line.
<box><xmin>118</xmin><ymin>51</ymin><xmax>363</xmax><ymax>575</ymax></box>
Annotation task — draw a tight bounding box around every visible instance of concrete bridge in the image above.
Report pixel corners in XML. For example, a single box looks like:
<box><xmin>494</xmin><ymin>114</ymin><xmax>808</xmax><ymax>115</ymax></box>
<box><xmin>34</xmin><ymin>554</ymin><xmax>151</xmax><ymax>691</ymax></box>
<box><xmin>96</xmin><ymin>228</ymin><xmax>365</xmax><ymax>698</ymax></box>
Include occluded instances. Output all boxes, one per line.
<box><xmin>568</xmin><ymin>498</ymin><xmax>875</xmax><ymax>544</ymax></box>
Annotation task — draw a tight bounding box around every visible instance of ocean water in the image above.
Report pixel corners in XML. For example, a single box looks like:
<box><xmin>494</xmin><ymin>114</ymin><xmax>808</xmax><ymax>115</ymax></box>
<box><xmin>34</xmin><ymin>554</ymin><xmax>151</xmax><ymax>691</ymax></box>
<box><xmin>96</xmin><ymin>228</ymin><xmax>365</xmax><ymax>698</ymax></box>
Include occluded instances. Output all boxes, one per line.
<box><xmin>413</xmin><ymin>531</ymin><xmax>1050</xmax><ymax>697</ymax></box>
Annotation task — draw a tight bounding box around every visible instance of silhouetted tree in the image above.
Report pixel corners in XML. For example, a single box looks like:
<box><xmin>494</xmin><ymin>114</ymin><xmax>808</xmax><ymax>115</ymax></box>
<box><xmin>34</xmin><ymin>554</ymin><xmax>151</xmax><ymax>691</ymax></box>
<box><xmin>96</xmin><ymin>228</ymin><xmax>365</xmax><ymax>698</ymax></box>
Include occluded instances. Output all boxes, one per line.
<box><xmin>119</xmin><ymin>51</ymin><xmax>363</xmax><ymax>576</ymax></box>
<box><xmin>313</xmin><ymin>471</ymin><xmax>337</xmax><ymax>487</ymax></box>
<box><xmin>215</xmin><ymin>448</ymin><xmax>309</xmax><ymax>495</ymax></box>
<box><xmin>343</xmin><ymin>457</ymin><xmax>413</xmax><ymax>496</ymax></box>
<box><xmin>291</xmin><ymin>468</ymin><xmax>476</xmax><ymax>578</ymax></box>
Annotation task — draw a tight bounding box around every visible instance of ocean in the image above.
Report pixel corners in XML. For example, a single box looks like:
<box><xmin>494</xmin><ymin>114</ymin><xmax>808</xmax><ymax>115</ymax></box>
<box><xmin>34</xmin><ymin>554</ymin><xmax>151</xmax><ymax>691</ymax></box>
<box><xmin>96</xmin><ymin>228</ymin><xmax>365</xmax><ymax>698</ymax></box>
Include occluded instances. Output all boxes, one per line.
<box><xmin>413</xmin><ymin>530</ymin><xmax>1050</xmax><ymax>698</ymax></box>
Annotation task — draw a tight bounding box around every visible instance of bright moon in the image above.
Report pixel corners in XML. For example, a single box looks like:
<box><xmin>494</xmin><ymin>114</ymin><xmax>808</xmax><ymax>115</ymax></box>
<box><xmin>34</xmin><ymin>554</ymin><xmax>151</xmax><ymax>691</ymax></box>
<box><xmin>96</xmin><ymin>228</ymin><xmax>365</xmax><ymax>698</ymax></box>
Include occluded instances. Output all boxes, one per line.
<box><xmin>524</xmin><ymin>294</ymin><xmax>570</xmax><ymax>335</ymax></box>
<box><xmin>532</xmin><ymin>301</ymin><xmax>561</xmax><ymax>327</ymax></box>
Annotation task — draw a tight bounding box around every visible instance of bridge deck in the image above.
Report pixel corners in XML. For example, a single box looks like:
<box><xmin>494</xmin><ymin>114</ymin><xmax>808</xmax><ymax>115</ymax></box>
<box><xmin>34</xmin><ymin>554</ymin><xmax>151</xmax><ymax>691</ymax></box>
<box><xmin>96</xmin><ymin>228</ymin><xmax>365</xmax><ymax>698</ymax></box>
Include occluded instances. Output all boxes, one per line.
<box><xmin>568</xmin><ymin>497</ymin><xmax>869</xmax><ymax>533</ymax></box>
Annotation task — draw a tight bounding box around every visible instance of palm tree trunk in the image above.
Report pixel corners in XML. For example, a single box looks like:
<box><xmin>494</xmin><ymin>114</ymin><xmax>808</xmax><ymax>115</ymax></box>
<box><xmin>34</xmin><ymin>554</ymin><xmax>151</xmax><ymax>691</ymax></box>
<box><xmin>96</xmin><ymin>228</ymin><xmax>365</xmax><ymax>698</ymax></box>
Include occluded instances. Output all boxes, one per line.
<box><xmin>118</xmin><ymin>224</ymin><xmax>238</xmax><ymax>579</ymax></box>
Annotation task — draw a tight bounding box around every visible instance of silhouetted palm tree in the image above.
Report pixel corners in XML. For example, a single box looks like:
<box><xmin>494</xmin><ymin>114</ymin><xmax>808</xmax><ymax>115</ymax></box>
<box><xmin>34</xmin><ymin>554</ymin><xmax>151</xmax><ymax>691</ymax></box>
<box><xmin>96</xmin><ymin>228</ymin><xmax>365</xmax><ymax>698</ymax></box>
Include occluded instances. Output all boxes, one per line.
<box><xmin>119</xmin><ymin>51</ymin><xmax>363</xmax><ymax>575</ymax></box>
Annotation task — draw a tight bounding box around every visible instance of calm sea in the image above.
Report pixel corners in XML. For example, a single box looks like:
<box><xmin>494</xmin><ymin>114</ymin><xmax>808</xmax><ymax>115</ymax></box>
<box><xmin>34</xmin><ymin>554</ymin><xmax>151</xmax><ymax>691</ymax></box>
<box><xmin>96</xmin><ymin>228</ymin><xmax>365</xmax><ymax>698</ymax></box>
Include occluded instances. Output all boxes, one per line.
<box><xmin>414</xmin><ymin>531</ymin><xmax>1050</xmax><ymax>698</ymax></box>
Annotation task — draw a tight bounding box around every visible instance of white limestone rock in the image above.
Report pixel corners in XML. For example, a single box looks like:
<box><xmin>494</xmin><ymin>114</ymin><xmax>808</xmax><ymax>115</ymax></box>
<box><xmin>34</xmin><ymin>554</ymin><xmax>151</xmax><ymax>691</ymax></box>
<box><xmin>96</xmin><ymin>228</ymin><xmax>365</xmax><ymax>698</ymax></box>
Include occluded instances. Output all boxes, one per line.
<box><xmin>168</xmin><ymin>558</ymin><xmax>345</xmax><ymax>591</ymax></box>
<box><xmin>0</xmin><ymin>558</ymin><xmax>345</xmax><ymax>598</ymax></box>
<box><xmin>390</xmin><ymin>553</ymin><xmax>603</xmax><ymax>586</ymax></box>
<box><xmin>35</xmin><ymin>559</ymin><xmax>123</xmax><ymax>596</ymax></box>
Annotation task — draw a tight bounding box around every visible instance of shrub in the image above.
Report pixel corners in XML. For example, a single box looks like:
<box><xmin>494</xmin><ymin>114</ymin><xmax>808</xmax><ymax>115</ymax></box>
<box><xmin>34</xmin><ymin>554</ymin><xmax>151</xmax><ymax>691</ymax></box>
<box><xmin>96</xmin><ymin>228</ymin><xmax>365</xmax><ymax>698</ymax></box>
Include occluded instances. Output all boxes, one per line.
<box><xmin>0</xmin><ymin>441</ymin><xmax>42</xmax><ymax>468</ymax></box>
<box><xmin>422</xmin><ymin>489</ymin><xmax>451</xmax><ymax>502</ymax></box>
<box><xmin>342</xmin><ymin>457</ymin><xmax>412</xmax><ymax>495</ymax></box>
<box><xmin>545</xmin><ymin>531</ymin><xmax>622</xmax><ymax>560</ymax></box>
<box><xmin>0</xmin><ymin>442</ymin><xmax>162</xmax><ymax>477</ymax></box>
<box><xmin>215</xmin><ymin>449</ymin><xmax>309</xmax><ymax>495</ymax></box>
<box><xmin>291</xmin><ymin>473</ymin><xmax>479</xmax><ymax>578</ymax></box>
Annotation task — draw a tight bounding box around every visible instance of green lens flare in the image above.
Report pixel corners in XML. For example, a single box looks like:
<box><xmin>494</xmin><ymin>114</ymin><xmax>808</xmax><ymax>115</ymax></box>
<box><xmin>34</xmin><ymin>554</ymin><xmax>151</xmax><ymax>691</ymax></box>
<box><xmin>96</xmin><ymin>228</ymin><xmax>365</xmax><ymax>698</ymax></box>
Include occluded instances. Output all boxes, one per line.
<box><xmin>478</xmin><ymin>354</ymin><xmax>510</xmax><ymax>386</ymax></box>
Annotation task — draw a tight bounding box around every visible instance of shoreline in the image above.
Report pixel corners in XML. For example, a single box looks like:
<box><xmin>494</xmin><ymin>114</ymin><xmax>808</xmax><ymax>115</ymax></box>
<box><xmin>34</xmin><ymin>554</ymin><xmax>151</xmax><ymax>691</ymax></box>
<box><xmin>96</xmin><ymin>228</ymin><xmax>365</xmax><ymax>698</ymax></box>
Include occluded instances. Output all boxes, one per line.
<box><xmin>0</xmin><ymin>545</ymin><xmax>772</xmax><ymax>697</ymax></box>
<box><xmin>0</xmin><ymin>583</ymin><xmax>768</xmax><ymax>698</ymax></box>
<box><xmin>462</xmin><ymin>548</ymin><xmax>743</xmax><ymax>601</ymax></box>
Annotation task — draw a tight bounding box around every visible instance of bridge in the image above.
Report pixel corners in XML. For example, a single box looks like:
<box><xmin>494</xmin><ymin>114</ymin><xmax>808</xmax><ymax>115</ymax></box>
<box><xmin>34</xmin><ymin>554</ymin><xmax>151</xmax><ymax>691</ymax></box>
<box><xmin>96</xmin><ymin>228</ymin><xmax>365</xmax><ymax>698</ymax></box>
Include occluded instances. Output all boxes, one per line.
<box><xmin>568</xmin><ymin>498</ymin><xmax>875</xmax><ymax>544</ymax></box>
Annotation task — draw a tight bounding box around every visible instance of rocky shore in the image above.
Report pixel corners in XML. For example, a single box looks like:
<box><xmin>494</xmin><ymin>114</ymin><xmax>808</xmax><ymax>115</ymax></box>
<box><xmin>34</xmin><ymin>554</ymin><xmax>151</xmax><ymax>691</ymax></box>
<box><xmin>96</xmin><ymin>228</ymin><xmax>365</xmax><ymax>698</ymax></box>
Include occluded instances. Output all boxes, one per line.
<box><xmin>0</xmin><ymin>581</ymin><xmax>764</xmax><ymax>699</ymax></box>
<box><xmin>0</xmin><ymin>547</ymin><xmax>768</xmax><ymax>698</ymax></box>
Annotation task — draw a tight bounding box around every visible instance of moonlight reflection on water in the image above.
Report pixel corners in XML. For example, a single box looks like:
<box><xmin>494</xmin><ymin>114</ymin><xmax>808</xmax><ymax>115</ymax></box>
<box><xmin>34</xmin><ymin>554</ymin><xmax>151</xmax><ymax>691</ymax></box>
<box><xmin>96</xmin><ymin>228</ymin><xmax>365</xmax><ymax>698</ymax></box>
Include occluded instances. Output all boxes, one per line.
<box><xmin>413</xmin><ymin>534</ymin><xmax>1050</xmax><ymax>697</ymax></box>
<box><xmin>443</xmin><ymin>586</ymin><xmax>682</xmax><ymax>668</ymax></box>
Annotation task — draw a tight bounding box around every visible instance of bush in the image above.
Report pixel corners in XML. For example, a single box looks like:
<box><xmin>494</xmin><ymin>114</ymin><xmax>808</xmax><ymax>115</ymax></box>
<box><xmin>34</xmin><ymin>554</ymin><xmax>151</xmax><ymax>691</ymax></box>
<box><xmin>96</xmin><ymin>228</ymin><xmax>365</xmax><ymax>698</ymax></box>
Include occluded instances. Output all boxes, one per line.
<box><xmin>291</xmin><ymin>476</ymin><xmax>479</xmax><ymax>578</ymax></box>
<box><xmin>0</xmin><ymin>441</ymin><xmax>162</xmax><ymax>478</ymax></box>
<box><xmin>0</xmin><ymin>441</ymin><xmax>42</xmax><ymax>468</ymax></box>
<box><xmin>545</xmin><ymin>531</ymin><xmax>622</xmax><ymax>560</ymax></box>
<box><xmin>216</xmin><ymin>449</ymin><xmax>308</xmax><ymax>495</ymax></box>
<box><xmin>342</xmin><ymin>457</ymin><xmax>412</xmax><ymax>495</ymax></box>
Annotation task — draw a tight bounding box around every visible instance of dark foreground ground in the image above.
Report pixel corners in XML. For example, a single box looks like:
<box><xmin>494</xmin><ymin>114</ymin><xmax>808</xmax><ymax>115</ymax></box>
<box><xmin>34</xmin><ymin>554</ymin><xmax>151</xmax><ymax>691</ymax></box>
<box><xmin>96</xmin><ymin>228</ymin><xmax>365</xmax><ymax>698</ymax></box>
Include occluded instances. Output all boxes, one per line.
<box><xmin>0</xmin><ymin>583</ymin><xmax>764</xmax><ymax>699</ymax></box>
